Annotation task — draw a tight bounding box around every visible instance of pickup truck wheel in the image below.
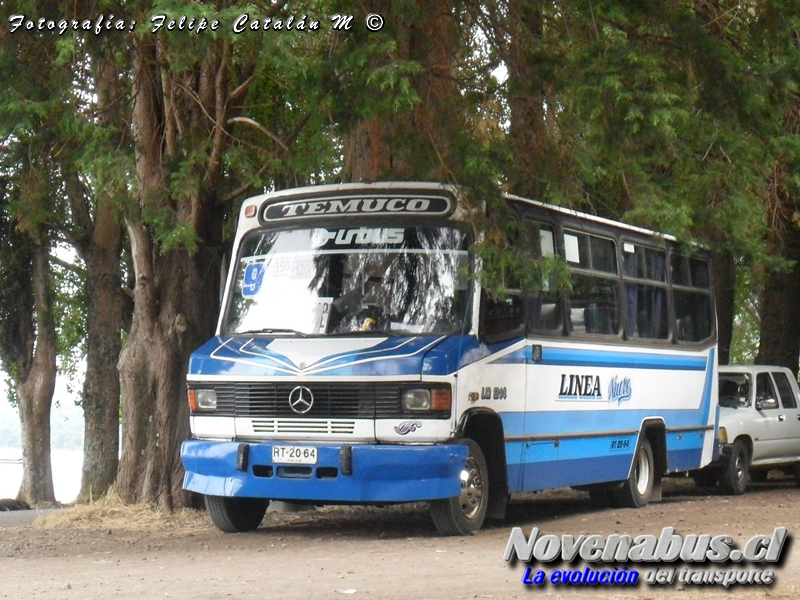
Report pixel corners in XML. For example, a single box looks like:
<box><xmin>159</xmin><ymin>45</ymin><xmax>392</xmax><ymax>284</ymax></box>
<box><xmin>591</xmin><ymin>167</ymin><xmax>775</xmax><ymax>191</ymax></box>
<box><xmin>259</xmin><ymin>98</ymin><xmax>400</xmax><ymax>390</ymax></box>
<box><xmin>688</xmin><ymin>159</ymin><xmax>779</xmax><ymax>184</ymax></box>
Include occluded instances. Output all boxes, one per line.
<box><xmin>430</xmin><ymin>439</ymin><xmax>488</xmax><ymax>536</ymax></box>
<box><xmin>720</xmin><ymin>440</ymin><xmax>749</xmax><ymax>495</ymax></box>
<box><xmin>204</xmin><ymin>495</ymin><xmax>269</xmax><ymax>533</ymax></box>
<box><xmin>614</xmin><ymin>438</ymin><xmax>654</xmax><ymax>508</ymax></box>
<box><xmin>793</xmin><ymin>463</ymin><xmax>800</xmax><ymax>487</ymax></box>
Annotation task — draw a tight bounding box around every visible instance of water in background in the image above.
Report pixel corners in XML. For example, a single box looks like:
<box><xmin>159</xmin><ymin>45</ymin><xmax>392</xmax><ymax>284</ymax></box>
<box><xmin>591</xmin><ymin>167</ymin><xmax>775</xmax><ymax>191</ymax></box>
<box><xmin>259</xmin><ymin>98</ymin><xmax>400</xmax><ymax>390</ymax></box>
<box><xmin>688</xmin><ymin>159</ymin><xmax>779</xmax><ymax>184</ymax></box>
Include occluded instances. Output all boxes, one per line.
<box><xmin>0</xmin><ymin>448</ymin><xmax>82</xmax><ymax>503</ymax></box>
<box><xmin>0</xmin><ymin>377</ymin><xmax>85</xmax><ymax>503</ymax></box>
<box><xmin>0</xmin><ymin>351</ymin><xmax>87</xmax><ymax>503</ymax></box>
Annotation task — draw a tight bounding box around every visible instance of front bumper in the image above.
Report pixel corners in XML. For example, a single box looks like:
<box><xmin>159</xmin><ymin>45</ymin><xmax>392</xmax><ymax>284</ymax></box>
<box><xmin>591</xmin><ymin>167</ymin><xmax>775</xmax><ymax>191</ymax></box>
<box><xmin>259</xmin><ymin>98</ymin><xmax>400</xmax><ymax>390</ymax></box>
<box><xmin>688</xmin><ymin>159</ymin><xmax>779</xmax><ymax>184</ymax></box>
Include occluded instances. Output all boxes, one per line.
<box><xmin>181</xmin><ymin>440</ymin><xmax>467</xmax><ymax>503</ymax></box>
<box><xmin>718</xmin><ymin>443</ymin><xmax>735</xmax><ymax>460</ymax></box>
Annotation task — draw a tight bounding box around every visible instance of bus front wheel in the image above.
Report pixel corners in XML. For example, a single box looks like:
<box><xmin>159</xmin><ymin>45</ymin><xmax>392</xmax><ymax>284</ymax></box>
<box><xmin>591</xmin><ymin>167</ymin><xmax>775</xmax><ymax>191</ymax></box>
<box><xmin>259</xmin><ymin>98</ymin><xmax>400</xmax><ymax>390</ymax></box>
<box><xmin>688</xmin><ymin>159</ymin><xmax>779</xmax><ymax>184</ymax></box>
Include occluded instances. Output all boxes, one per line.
<box><xmin>204</xmin><ymin>495</ymin><xmax>269</xmax><ymax>533</ymax></box>
<box><xmin>430</xmin><ymin>439</ymin><xmax>489</xmax><ymax>536</ymax></box>
<box><xmin>615</xmin><ymin>438</ymin><xmax>654</xmax><ymax>508</ymax></box>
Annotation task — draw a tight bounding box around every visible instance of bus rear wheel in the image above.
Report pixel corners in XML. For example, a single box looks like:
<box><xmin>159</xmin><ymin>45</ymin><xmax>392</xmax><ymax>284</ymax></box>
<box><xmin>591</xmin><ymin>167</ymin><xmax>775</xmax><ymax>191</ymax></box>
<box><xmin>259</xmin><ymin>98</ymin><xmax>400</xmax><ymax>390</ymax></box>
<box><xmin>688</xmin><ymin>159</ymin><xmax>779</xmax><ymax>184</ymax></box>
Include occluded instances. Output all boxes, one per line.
<box><xmin>204</xmin><ymin>495</ymin><xmax>269</xmax><ymax>533</ymax></box>
<box><xmin>615</xmin><ymin>438</ymin><xmax>654</xmax><ymax>508</ymax></box>
<box><xmin>430</xmin><ymin>439</ymin><xmax>488</xmax><ymax>536</ymax></box>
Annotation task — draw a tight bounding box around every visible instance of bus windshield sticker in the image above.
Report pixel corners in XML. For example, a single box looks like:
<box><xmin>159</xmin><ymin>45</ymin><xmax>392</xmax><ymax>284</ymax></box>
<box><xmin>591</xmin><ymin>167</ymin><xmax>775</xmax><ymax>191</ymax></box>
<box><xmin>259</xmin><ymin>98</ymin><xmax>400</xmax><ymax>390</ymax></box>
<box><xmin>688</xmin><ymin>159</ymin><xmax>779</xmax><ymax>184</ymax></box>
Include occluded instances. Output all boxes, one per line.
<box><xmin>311</xmin><ymin>227</ymin><xmax>405</xmax><ymax>248</ymax></box>
<box><xmin>242</xmin><ymin>262</ymin><xmax>265</xmax><ymax>297</ymax></box>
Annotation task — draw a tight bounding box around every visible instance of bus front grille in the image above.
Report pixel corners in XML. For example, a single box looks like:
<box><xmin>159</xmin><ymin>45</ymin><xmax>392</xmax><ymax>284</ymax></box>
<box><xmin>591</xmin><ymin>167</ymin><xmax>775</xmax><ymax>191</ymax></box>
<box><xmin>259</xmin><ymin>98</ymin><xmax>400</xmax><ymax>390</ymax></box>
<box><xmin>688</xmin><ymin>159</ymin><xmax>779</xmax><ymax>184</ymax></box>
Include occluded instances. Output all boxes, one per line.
<box><xmin>198</xmin><ymin>383</ymin><xmax>402</xmax><ymax>419</ymax></box>
<box><xmin>250</xmin><ymin>418</ymin><xmax>357</xmax><ymax>435</ymax></box>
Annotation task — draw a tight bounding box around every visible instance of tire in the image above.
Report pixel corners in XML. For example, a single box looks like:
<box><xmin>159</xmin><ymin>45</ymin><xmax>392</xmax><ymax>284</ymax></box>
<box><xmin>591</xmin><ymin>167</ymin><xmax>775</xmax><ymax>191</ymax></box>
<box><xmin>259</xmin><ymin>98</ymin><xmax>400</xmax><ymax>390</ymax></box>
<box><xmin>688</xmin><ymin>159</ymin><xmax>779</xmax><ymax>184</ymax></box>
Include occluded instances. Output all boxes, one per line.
<box><xmin>204</xmin><ymin>495</ymin><xmax>269</xmax><ymax>533</ymax></box>
<box><xmin>430</xmin><ymin>439</ymin><xmax>489</xmax><ymax>536</ymax></box>
<box><xmin>720</xmin><ymin>439</ymin><xmax>749</xmax><ymax>495</ymax></box>
<box><xmin>615</xmin><ymin>438</ymin><xmax>655</xmax><ymax>508</ymax></box>
<box><xmin>793</xmin><ymin>463</ymin><xmax>800</xmax><ymax>487</ymax></box>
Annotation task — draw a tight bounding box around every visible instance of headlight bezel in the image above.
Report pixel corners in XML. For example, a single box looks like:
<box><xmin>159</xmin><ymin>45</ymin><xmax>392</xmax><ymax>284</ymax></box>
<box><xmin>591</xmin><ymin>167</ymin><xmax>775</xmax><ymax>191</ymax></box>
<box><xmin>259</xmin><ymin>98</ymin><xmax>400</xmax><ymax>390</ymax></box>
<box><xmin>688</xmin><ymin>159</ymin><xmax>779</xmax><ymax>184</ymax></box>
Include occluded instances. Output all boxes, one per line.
<box><xmin>188</xmin><ymin>388</ymin><xmax>218</xmax><ymax>412</ymax></box>
<box><xmin>401</xmin><ymin>386</ymin><xmax>451</xmax><ymax>415</ymax></box>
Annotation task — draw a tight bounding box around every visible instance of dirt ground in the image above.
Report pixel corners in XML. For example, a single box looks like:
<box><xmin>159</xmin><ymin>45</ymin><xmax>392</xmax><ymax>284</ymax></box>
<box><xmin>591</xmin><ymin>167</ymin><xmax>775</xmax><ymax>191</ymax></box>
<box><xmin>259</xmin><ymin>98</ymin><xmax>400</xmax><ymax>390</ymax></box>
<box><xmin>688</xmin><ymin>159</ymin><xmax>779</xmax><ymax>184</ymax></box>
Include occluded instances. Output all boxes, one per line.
<box><xmin>1</xmin><ymin>476</ymin><xmax>798</xmax><ymax>600</ymax></box>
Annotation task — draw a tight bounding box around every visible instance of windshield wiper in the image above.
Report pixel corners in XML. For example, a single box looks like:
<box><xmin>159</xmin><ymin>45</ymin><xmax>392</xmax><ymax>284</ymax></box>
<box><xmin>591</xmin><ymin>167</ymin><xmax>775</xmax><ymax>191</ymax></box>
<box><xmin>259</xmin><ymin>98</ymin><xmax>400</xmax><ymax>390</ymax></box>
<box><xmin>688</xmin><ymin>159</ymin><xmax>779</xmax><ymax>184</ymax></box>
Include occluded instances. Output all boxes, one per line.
<box><xmin>332</xmin><ymin>329</ymin><xmax>395</xmax><ymax>337</ymax></box>
<box><xmin>238</xmin><ymin>328</ymin><xmax>309</xmax><ymax>338</ymax></box>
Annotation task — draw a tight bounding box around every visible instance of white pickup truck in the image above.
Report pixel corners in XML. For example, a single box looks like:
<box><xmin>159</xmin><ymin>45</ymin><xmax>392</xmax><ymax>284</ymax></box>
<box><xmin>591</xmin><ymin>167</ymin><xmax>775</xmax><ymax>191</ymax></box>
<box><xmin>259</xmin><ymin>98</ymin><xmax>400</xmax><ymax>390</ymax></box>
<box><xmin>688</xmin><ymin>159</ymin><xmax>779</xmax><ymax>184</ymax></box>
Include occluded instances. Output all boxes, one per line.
<box><xmin>699</xmin><ymin>365</ymin><xmax>800</xmax><ymax>494</ymax></box>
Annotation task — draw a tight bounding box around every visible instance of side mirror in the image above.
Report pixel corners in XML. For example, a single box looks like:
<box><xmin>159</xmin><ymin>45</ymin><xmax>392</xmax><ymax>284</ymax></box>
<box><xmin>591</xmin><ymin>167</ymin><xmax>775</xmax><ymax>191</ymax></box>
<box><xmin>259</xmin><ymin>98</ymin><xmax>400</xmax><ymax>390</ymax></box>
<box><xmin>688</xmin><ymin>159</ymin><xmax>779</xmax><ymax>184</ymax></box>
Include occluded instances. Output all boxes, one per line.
<box><xmin>756</xmin><ymin>397</ymin><xmax>779</xmax><ymax>411</ymax></box>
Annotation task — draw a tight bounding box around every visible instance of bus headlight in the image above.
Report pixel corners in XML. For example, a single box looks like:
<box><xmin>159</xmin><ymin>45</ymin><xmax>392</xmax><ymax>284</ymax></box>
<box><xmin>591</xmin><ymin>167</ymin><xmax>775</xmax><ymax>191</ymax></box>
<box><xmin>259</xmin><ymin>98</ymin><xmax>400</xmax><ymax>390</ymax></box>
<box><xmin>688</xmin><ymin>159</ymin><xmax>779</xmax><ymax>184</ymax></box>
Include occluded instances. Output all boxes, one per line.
<box><xmin>402</xmin><ymin>389</ymin><xmax>430</xmax><ymax>411</ymax></box>
<box><xmin>188</xmin><ymin>389</ymin><xmax>217</xmax><ymax>412</ymax></box>
<box><xmin>402</xmin><ymin>388</ymin><xmax>451</xmax><ymax>412</ymax></box>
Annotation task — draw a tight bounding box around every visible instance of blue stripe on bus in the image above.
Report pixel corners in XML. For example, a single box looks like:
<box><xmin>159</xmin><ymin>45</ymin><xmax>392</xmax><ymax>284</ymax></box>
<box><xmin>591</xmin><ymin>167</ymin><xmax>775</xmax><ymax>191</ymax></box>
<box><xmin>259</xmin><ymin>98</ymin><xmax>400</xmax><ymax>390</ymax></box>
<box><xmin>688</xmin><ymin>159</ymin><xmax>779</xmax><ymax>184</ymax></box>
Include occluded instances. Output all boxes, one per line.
<box><xmin>499</xmin><ymin>407</ymin><xmax>711</xmax><ymax>492</ymax></box>
<box><xmin>492</xmin><ymin>346</ymin><xmax>709</xmax><ymax>370</ymax></box>
<box><xmin>699</xmin><ymin>348</ymin><xmax>715</xmax><ymax>425</ymax></box>
<box><xmin>503</xmin><ymin>430</ymin><xmax>705</xmax><ymax>492</ymax></box>
<box><xmin>506</xmin><ymin>447</ymin><xmax>704</xmax><ymax>492</ymax></box>
<box><xmin>499</xmin><ymin>408</ymin><xmax>710</xmax><ymax>436</ymax></box>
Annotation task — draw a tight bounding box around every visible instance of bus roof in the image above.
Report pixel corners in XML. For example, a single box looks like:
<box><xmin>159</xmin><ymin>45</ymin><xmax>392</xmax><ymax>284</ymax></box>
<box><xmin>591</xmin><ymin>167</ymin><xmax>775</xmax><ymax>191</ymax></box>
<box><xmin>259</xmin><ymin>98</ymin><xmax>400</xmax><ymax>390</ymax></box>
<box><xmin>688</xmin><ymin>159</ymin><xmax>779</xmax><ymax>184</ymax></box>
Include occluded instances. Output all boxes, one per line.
<box><xmin>239</xmin><ymin>182</ymin><xmax>678</xmax><ymax>243</ymax></box>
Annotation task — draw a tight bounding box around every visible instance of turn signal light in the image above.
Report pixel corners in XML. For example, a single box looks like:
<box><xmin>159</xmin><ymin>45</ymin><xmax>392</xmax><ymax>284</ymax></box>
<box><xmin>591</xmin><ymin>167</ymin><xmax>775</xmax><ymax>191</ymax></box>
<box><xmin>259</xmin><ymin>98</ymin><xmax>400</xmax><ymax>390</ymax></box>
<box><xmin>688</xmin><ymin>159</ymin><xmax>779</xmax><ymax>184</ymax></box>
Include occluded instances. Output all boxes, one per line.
<box><xmin>188</xmin><ymin>389</ymin><xmax>217</xmax><ymax>412</ymax></box>
<box><xmin>431</xmin><ymin>389</ymin><xmax>452</xmax><ymax>411</ymax></box>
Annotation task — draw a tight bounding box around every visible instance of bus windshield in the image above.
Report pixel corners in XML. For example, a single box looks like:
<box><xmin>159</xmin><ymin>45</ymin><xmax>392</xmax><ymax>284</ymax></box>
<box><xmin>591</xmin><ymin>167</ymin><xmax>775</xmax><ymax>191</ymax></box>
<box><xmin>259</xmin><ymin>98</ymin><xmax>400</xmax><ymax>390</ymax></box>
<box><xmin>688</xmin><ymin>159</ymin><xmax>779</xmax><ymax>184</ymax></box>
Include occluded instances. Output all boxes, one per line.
<box><xmin>224</xmin><ymin>225</ymin><xmax>472</xmax><ymax>336</ymax></box>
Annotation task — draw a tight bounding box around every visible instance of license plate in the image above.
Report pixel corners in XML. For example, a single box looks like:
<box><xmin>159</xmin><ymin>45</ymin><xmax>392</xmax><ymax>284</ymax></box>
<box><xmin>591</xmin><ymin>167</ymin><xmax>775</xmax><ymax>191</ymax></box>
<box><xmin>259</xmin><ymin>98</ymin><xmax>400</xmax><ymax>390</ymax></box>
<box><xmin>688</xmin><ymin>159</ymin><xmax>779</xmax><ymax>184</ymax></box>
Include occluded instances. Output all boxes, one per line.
<box><xmin>272</xmin><ymin>445</ymin><xmax>318</xmax><ymax>465</ymax></box>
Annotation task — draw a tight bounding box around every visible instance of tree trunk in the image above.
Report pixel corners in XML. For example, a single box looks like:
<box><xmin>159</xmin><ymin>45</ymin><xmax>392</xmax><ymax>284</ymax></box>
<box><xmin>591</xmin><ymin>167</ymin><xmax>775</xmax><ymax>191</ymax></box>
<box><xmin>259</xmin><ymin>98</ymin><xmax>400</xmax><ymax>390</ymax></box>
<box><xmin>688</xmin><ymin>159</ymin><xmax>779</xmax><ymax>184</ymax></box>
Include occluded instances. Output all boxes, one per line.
<box><xmin>117</xmin><ymin>229</ymin><xmax>217</xmax><ymax>508</ymax></box>
<box><xmin>116</xmin><ymin>35</ymin><xmax>226</xmax><ymax>509</ymax></box>
<box><xmin>712</xmin><ymin>250</ymin><xmax>736</xmax><ymax>366</ymax></box>
<box><xmin>755</xmin><ymin>186</ymin><xmax>800</xmax><ymax>373</ymax></box>
<box><xmin>344</xmin><ymin>117</ymin><xmax>393</xmax><ymax>182</ymax></box>
<box><xmin>78</xmin><ymin>208</ymin><xmax>123</xmax><ymax>501</ymax></box>
<box><xmin>16</xmin><ymin>246</ymin><xmax>57</xmax><ymax>505</ymax></box>
<box><xmin>503</xmin><ymin>1</ymin><xmax>557</xmax><ymax>201</ymax></box>
<box><xmin>756</xmin><ymin>95</ymin><xmax>800</xmax><ymax>376</ymax></box>
<box><xmin>116</xmin><ymin>271</ymin><xmax>189</xmax><ymax>508</ymax></box>
<box><xmin>343</xmin><ymin>0</ymin><xmax>461</xmax><ymax>182</ymax></box>
<box><xmin>77</xmin><ymin>56</ymin><xmax>125</xmax><ymax>503</ymax></box>
<box><xmin>756</xmin><ymin>260</ymin><xmax>800</xmax><ymax>374</ymax></box>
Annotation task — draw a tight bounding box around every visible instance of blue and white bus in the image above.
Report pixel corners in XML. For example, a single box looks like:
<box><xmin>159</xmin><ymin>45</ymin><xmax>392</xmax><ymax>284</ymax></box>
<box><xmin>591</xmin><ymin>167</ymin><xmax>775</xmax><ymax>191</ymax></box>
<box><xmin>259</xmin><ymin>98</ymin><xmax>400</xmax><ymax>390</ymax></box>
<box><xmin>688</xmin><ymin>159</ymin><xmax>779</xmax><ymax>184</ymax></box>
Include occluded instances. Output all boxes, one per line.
<box><xmin>181</xmin><ymin>182</ymin><xmax>718</xmax><ymax>535</ymax></box>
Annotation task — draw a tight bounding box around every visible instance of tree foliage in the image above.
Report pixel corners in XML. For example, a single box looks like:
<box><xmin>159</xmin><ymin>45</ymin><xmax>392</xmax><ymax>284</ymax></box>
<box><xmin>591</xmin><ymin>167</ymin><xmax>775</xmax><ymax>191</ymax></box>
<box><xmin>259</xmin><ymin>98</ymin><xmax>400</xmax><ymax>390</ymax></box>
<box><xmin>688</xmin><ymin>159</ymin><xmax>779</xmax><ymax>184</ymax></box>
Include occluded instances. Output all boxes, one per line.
<box><xmin>1</xmin><ymin>0</ymin><xmax>800</xmax><ymax>506</ymax></box>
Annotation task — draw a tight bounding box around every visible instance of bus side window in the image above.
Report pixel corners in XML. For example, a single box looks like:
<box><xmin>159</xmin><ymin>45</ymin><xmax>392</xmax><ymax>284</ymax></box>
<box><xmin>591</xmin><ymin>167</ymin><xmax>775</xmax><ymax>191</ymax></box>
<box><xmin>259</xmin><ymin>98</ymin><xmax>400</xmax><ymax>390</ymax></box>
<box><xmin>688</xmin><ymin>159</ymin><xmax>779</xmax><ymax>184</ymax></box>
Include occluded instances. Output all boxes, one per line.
<box><xmin>622</xmin><ymin>244</ymin><xmax>669</xmax><ymax>340</ymax></box>
<box><xmin>568</xmin><ymin>274</ymin><xmax>619</xmax><ymax>335</ymax></box>
<box><xmin>522</xmin><ymin>220</ymin><xmax>562</xmax><ymax>333</ymax></box>
<box><xmin>671</xmin><ymin>254</ymin><xmax>714</xmax><ymax>343</ymax></box>
<box><xmin>564</xmin><ymin>230</ymin><xmax>620</xmax><ymax>337</ymax></box>
<box><xmin>480</xmin><ymin>291</ymin><xmax>524</xmax><ymax>342</ymax></box>
<box><xmin>527</xmin><ymin>297</ymin><xmax>560</xmax><ymax>331</ymax></box>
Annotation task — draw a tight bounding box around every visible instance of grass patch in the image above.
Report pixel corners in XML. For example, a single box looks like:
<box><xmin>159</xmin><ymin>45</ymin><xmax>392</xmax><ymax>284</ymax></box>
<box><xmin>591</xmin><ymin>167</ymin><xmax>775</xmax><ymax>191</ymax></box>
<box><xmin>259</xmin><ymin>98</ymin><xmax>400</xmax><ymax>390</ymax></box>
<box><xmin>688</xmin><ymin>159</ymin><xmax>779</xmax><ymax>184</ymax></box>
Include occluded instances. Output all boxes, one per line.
<box><xmin>32</xmin><ymin>488</ymin><xmax>209</xmax><ymax>532</ymax></box>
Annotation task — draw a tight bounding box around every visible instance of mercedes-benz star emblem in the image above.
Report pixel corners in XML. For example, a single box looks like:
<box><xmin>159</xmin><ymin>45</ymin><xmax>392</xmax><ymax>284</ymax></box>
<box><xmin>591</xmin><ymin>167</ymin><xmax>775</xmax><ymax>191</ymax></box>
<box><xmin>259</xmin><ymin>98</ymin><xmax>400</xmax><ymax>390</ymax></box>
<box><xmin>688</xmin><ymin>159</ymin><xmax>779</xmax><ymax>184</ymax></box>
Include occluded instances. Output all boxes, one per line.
<box><xmin>288</xmin><ymin>386</ymin><xmax>314</xmax><ymax>415</ymax></box>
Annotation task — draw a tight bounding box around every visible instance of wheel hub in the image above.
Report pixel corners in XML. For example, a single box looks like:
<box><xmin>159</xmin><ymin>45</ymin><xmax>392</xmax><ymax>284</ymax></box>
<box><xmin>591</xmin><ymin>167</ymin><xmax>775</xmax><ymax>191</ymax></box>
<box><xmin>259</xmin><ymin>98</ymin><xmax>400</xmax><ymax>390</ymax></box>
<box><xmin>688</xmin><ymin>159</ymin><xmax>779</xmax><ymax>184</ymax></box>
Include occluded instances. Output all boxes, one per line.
<box><xmin>635</xmin><ymin>448</ymin><xmax>651</xmax><ymax>496</ymax></box>
<box><xmin>459</xmin><ymin>456</ymin><xmax>484</xmax><ymax>519</ymax></box>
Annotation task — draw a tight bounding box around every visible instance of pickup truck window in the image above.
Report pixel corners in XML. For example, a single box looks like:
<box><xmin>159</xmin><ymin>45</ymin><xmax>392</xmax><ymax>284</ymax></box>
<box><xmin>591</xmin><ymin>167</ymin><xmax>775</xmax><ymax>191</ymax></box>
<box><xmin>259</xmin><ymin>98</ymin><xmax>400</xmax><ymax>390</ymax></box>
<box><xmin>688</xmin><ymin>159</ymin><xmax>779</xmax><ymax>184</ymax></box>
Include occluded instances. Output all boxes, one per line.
<box><xmin>756</xmin><ymin>373</ymin><xmax>779</xmax><ymax>410</ymax></box>
<box><xmin>719</xmin><ymin>374</ymin><xmax>750</xmax><ymax>408</ymax></box>
<box><xmin>773</xmin><ymin>371</ymin><xmax>798</xmax><ymax>409</ymax></box>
